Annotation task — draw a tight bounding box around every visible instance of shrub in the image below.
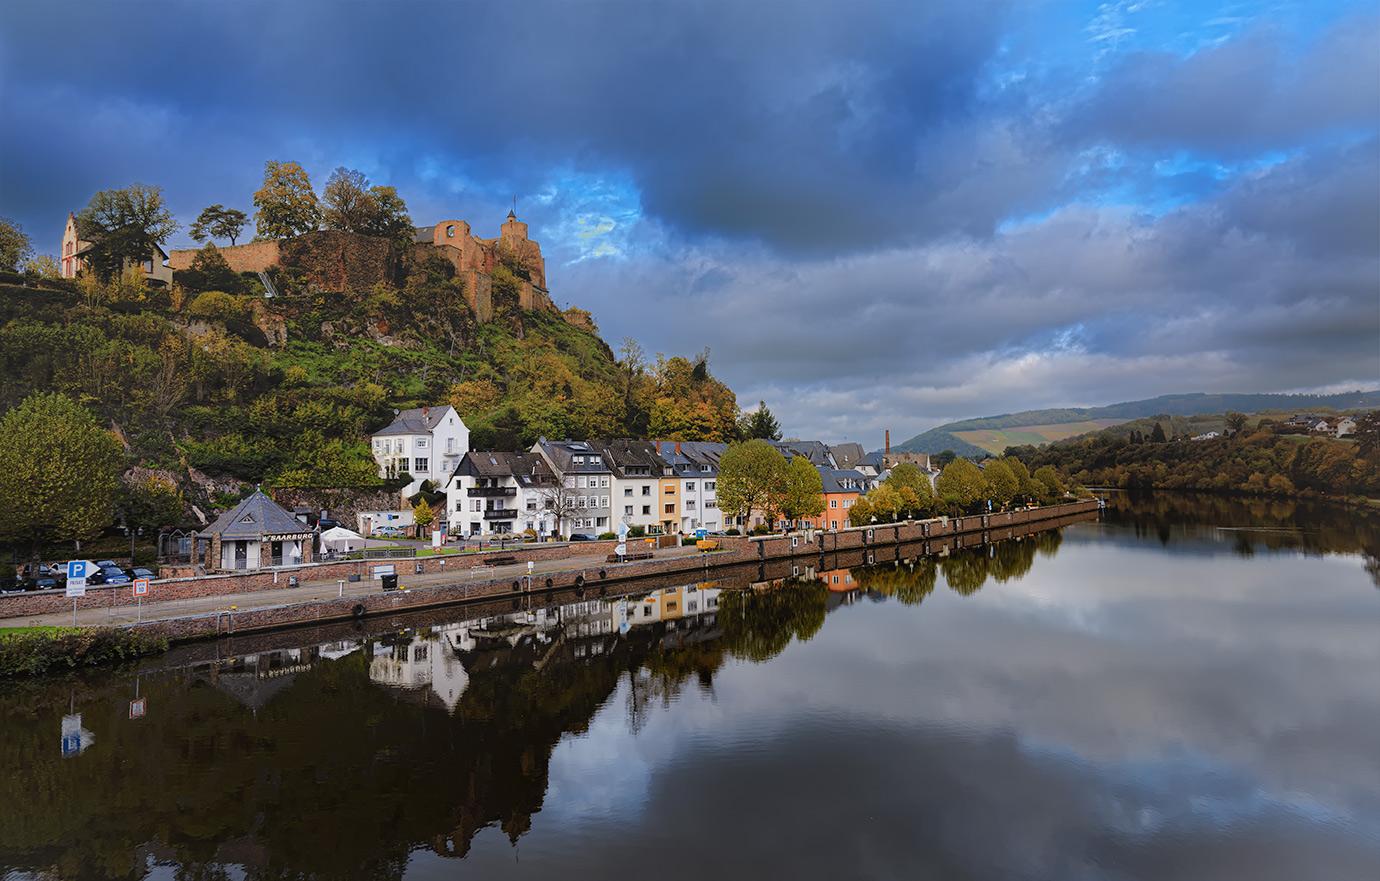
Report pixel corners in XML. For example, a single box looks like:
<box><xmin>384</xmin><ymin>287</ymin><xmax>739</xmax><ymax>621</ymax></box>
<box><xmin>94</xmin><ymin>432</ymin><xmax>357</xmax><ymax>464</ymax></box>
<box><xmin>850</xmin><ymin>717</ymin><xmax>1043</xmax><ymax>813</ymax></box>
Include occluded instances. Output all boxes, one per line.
<box><xmin>725</xmin><ymin>527</ymin><xmax>741</xmax><ymax>536</ymax></box>
<box><xmin>0</xmin><ymin>627</ymin><xmax>168</xmax><ymax>677</ymax></box>
<box><xmin>681</xmin><ymin>536</ymin><xmax>699</xmax><ymax>546</ymax></box>
<box><xmin>750</xmin><ymin>524</ymin><xmax>771</xmax><ymax>536</ymax></box>
<box><xmin>597</xmin><ymin>532</ymin><xmax>617</xmax><ymax>540</ymax></box>
<box><xmin>628</xmin><ymin>525</ymin><xmax>646</xmax><ymax>538</ymax></box>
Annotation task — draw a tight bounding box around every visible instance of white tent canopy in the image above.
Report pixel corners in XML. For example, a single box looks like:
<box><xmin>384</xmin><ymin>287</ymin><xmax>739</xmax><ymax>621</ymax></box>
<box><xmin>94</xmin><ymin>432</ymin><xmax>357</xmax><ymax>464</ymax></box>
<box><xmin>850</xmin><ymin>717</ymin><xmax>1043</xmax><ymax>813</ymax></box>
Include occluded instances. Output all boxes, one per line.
<box><xmin>319</xmin><ymin>526</ymin><xmax>365</xmax><ymax>550</ymax></box>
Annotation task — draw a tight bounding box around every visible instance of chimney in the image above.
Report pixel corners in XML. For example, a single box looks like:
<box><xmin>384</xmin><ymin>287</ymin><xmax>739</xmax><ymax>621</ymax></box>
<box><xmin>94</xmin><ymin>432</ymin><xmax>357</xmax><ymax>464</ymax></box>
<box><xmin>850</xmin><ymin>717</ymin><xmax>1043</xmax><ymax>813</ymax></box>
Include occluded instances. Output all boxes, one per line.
<box><xmin>885</xmin><ymin>430</ymin><xmax>890</xmax><ymax>456</ymax></box>
<box><xmin>422</xmin><ymin>406</ymin><xmax>428</xmax><ymax>417</ymax></box>
<box><xmin>675</xmin><ymin>440</ymin><xmax>681</xmax><ymax>455</ymax></box>
<box><xmin>656</xmin><ymin>440</ymin><xmax>661</xmax><ymax>454</ymax></box>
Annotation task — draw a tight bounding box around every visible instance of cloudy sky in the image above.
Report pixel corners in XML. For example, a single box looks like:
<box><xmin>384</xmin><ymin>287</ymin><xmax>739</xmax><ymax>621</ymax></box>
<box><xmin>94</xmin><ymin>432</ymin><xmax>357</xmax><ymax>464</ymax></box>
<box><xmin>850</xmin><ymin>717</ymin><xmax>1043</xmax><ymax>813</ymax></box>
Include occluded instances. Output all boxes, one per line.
<box><xmin>2</xmin><ymin>0</ymin><xmax>1376</xmax><ymax>447</ymax></box>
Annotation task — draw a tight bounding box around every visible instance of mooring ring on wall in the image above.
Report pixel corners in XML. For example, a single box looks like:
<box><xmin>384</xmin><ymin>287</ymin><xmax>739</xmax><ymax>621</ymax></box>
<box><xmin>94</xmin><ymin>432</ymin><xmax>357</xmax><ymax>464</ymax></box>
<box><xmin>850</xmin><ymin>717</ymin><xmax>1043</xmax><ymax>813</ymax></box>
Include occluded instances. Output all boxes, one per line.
<box><xmin>574</xmin><ymin>575</ymin><xmax>585</xmax><ymax>587</ymax></box>
<box><xmin>545</xmin><ymin>577</ymin><xmax>553</xmax><ymax>588</ymax></box>
<box><xmin>352</xmin><ymin>604</ymin><xmax>365</xmax><ymax>618</ymax></box>
<box><xmin>599</xmin><ymin>569</ymin><xmax>607</xmax><ymax>579</ymax></box>
<box><xmin>512</xmin><ymin>580</ymin><xmax>521</xmax><ymax>592</ymax></box>
<box><xmin>575</xmin><ymin>585</ymin><xmax>585</xmax><ymax>598</ymax></box>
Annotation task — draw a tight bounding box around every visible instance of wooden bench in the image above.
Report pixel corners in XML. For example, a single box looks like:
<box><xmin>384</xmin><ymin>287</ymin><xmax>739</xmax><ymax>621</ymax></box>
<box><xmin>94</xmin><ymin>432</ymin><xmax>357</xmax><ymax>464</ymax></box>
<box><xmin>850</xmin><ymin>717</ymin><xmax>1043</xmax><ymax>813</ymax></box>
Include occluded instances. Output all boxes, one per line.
<box><xmin>607</xmin><ymin>552</ymin><xmax>654</xmax><ymax>563</ymax></box>
<box><xmin>483</xmin><ymin>556</ymin><xmax>519</xmax><ymax>567</ymax></box>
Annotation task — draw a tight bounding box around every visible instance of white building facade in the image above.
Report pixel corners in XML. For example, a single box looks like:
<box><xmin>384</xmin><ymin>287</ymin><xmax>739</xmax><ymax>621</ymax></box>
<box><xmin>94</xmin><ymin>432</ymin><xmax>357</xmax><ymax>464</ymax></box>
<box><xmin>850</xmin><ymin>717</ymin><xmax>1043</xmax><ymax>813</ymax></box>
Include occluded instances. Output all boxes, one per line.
<box><xmin>370</xmin><ymin>406</ymin><xmax>469</xmax><ymax>497</ymax></box>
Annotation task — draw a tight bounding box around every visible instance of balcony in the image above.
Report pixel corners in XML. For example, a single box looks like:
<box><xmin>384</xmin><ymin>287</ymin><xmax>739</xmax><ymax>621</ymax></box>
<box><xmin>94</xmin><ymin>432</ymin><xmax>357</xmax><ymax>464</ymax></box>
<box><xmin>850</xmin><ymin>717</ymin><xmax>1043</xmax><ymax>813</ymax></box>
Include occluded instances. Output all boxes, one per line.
<box><xmin>468</xmin><ymin>486</ymin><xmax>517</xmax><ymax>497</ymax></box>
<box><xmin>483</xmin><ymin>509</ymin><xmax>517</xmax><ymax>520</ymax></box>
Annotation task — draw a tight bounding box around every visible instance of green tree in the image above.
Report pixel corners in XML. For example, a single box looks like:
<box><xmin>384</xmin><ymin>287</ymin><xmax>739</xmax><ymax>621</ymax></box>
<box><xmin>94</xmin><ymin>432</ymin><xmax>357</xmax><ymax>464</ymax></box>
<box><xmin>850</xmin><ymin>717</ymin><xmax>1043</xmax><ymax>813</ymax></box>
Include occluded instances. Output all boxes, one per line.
<box><xmin>1150</xmin><ymin>422</ymin><xmax>1168</xmax><ymax>443</ymax></box>
<box><xmin>984</xmin><ymin>459</ymin><xmax>1018</xmax><ymax>509</ymax></box>
<box><xmin>0</xmin><ymin>393</ymin><xmax>124</xmax><ymax>569</ymax></box>
<box><xmin>935</xmin><ymin>459</ymin><xmax>985</xmax><ymax>513</ymax></box>
<box><xmin>868</xmin><ymin>483</ymin><xmax>902</xmax><ymax>521</ymax></box>
<box><xmin>1004</xmin><ymin>456</ymin><xmax>1036</xmax><ymax>504</ymax></box>
<box><xmin>716</xmin><ymin>440</ymin><xmax>787</xmax><ymax>529</ymax></box>
<box><xmin>253</xmin><ymin>160</ymin><xmax>321</xmax><ymax>239</ymax></box>
<box><xmin>120</xmin><ymin>474</ymin><xmax>185</xmax><ymax>535</ymax></box>
<box><xmin>19</xmin><ymin>253</ymin><xmax>62</xmax><ymax>280</ymax></box>
<box><xmin>885</xmin><ymin>462</ymin><xmax>935</xmax><ymax>516</ymax></box>
<box><xmin>321</xmin><ymin>167</ymin><xmax>374</xmax><ymax>232</ymax></box>
<box><xmin>189</xmin><ymin>205</ymin><xmax>248</xmax><ymax>246</ymax></box>
<box><xmin>738</xmin><ymin>400</ymin><xmax>782</xmax><ymax>441</ymax></box>
<box><xmin>1033</xmin><ymin>465</ymin><xmax>1065</xmax><ymax>502</ymax></box>
<box><xmin>1224</xmin><ymin>411</ymin><xmax>1248</xmax><ymax>436</ymax></box>
<box><xmin>358</xmin><ymin>185</ymin><xmax>414</xmax><ymax>251</ymax></box>
<box><xmin>779</xmin><ymin>455</ymin><xmax>825</xmax><ymax>526</ymax></box>
<box><xmin>934</xmin><ymin>449</ymin><xmax>957</xmax><ymax>468</ymax></box>
<box><xmin>75</xmin><ymin>183</ymin><xmax>179</xmax><ymax>279</ymax></box>
<box><xmin>0</xmin><ymin>216</ymin><xmax>34</xmax><ymax>272</ymax></box>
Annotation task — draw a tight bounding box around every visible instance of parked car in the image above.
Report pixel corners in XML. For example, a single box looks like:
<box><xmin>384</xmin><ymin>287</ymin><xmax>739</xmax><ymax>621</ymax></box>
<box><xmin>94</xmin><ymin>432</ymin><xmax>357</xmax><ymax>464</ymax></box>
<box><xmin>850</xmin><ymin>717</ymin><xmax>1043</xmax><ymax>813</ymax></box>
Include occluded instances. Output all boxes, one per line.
<box><xmin>317</xmin><ymin>518</ymin><xmax>341</xmax><ymax>531</ymax></box>
<box><xmin>85</xmin><ymin>569</ymin><xmax>107</xmax><ymax>586</ymax></box>
<box><xmin>95</xmin><ymin>560</ymin><xmax>119</xmax><ymax>569</ymax></box>
<box><xmin>0</xmin><ymin>574</ymin><xmax>30</xmax><ymax>594</ymax></box>
<box><xmin>100</xmin><ymin>567</ymin><xmax>130</xmax><ymax>585</ymax></box>
<box><xmin>568</xmin><ymin>533</ymin><xmax>597</xmax><ymax>541</ymax></box>
<box><xmin>34</xmin><ymin>574</ymin><xmax>61</xmax><ymax>591</ymax></box>
<box><xmin>124</xmin><ymin>567</ymin><xmax>157</xmax><ymax>581</ymax></box>
<box><xmin>374</xmin><ymin>525</ymin><xmax>404</xmax><ymax>537</ymax></box>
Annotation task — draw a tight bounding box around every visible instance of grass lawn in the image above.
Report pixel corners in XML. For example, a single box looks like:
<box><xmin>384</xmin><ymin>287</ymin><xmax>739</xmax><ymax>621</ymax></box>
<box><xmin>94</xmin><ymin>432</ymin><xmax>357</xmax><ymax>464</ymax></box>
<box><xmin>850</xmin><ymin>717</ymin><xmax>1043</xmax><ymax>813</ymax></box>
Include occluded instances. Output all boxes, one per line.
<box><xmin>0</xmin><ymin>626</ymin><xmax>63</xmax><ymax>636</ymax></box>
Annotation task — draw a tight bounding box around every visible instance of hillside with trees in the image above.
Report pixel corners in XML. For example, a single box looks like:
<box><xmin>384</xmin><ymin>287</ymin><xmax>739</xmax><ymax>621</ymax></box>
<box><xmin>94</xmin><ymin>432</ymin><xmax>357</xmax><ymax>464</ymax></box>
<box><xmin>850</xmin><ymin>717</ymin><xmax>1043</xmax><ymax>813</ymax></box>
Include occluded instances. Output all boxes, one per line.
<box><xmin>898</xmin><ymin>391</ymin><xmax>1380</xmax><ymax>457</ymax></box>
<box><xmin>0</xmin><ymin>177</ymin><xmax>744</xmax><ymax>531</ymax></box>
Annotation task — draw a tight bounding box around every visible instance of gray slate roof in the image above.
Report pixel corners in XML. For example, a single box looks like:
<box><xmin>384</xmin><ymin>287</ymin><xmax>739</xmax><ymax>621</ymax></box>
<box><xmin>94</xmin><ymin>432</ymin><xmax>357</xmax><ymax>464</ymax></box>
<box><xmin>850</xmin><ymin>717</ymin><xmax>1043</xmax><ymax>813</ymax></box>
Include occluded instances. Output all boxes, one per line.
<box><xmin>202</xmin><ymin>490</ymin><xmax>312</xmax><ymax>539</ymax></box>
<box><xmin>373</xmin><ymin>406</ymin><xmax>452</xmax><ymax>437</ymax></box>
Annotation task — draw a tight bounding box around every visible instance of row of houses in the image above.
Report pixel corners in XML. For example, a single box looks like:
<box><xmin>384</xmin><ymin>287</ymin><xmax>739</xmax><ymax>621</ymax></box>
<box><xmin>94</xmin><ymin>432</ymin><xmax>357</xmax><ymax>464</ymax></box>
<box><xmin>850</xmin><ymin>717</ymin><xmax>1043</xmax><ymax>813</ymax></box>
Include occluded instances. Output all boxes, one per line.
<box><xmin>1282</xmin><ymin>414</ymin><xmax>1357</xmax><ymax>438</ymax></box>
<box><xmin>366</xmin><ymin>406</ymin><xmax>924</xmax><ymax>539</ymax></box>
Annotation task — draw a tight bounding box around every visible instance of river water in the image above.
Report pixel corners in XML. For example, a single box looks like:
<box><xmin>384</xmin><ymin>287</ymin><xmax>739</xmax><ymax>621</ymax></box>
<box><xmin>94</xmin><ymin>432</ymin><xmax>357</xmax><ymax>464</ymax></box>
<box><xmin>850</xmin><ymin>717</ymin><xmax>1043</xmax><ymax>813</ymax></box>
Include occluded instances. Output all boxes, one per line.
<box><xmin>1</xmin><ymin>493</ymin><xmax>1376</xmax><ymax>880</ymax></box>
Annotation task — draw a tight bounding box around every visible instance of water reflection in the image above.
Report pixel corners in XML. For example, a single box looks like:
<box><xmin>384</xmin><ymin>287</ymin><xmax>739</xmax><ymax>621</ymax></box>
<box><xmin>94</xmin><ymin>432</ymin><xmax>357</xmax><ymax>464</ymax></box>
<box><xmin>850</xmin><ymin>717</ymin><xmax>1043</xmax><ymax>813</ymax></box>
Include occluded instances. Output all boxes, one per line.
<box><xmin>1</xmin><ymin>494</ymin><xmax>1376</xmax><ymax>880</ymax></box>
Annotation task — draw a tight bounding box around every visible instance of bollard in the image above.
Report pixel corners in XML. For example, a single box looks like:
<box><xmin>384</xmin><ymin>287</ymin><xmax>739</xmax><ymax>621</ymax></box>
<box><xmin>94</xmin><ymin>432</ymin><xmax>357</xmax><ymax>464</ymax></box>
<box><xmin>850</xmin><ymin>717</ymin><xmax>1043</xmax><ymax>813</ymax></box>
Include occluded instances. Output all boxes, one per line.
<box><xmin>338</xmin><ymin>579</ymin><xmax>345</xmax><ymax>597</ymax></box>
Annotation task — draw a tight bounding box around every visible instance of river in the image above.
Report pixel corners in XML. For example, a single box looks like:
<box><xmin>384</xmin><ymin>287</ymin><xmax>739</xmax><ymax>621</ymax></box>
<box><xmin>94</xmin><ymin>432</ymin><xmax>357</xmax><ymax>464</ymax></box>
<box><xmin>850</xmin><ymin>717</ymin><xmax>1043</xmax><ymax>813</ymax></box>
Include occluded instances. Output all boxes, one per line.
<box><xmin>1</xmin><ymin>492</ymin><xmax>1376</xmax><ymax>880</ymax></box>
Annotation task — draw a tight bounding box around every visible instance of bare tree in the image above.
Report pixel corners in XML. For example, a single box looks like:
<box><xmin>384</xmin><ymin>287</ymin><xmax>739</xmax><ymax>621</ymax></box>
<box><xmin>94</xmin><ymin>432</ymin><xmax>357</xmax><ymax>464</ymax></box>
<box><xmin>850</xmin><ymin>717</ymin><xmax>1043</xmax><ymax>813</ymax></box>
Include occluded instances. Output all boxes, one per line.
<box><xmin>539</xmin><ymin>482</ymin><xmax>581</xmax><ymax>538</ymax></box>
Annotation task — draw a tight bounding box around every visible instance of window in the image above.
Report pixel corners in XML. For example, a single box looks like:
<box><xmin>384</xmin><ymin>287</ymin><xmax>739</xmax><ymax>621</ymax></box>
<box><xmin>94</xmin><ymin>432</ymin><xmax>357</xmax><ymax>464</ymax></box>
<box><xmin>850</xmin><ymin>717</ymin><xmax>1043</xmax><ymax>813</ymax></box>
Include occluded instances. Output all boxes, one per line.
<box><xmin>373</xmin><ymin>439</ymin><xmax>380</xmax><ymax>449</ymax></box>
<box><xmin>831</xmin><ymin>520</ymin><xmax>838</xmax><ymax>529</ymax></box>
<box><xmin>591</xmin><ymin>456</ymin><xmax>602</xmax><ymax>466</ymax></box>
<box><xmin>414</xmin><ymin>645</ymin><xmax>428</xmax><ymax>662</ymax></box>
<box><xmin>642</xmin><ymin>505</ymin><xmax>651</xmax><ymax>515</ymax></box>
<box><xmin>564</xmin><ymin>477</ymin><xmax>575</xmax><ymax>488</ymax></box>
<box><xmin>471</xmin><ymin>500</ymin><xmax>481</xmax><ymax>511</ymax></box>
<box><xmin>688</xmin><ymin>600</ymin><xmax>698</xmax><ymax>612</ymax></box>
<box><xmin>666</xmin><ymin>602</ymin><xmax>677</xmax><ymax>612</ymax></box>
<box><xmin>573</xmin><ymin>456</ymin><xmax>584</xmax><ymax>464</ymax></box>
<box><xmin>600</xmin><ymin>496</ymin><xmax>609</xmax><ymax>507</ymax></box>
<box><xmin>665</xmin><ymin>485</ymin><xmax>674</xmax><ymax>494</ymax></box>
<box><xmin>624</xmin><ymin>487</ymin><xmax>633</xmax><ymax>496</ymax></box>
<box><xmin>417</xmin><ymin>438</ymin><xmax>427</xmax><ymax>448</ymax></box>
<box><xmin>686</xmin><ymin>482</ymin><xmax>696</xmax><ymax>491</ymax></box>
<box><xmin>665</xmin><ymin>503</ymin><xmax>675</xmax><ymax>514</ymax></box>
<box><xmin>446</xmin><ymin>437</ymin><xmax>455</xmax><ymax>453</ymax></box>
<box><xmin>446</xmin><ymin>224</ymin><xmax>455</xmax><ymax>237</ymax></box>
<box><xmin>685</xmin><ymin>500</ymin><xmax>696</xmax><ymax>510</ymax></box>
<box><xmin>527</xmin><ymin>501</ymin><xmax>537</xmax><ymax>511</ymax></box>
<box><xmin>625</xmin><ymin>505</ymin><xmax>633</xmax><ymax>515</ymax></box>
<box><xmin>706</xmin><ymin>482</ymin><xmax>716</xmax><ymax>491</ymax></box>
<box><xmin>578</xmin><ymin>476</ymin><xmax>587</xmax><ymax>488</ymax></box>
<box><xmin>597</xmin><ymin>516</ymin><xmax>607</xmax><ymax>527</ymax></box>
<box><xmin>414</xmin><ymin>458</ymin><xmax>428</xmax><ymax>472</ymax></box>
<box><xmin>830</xmin><ymin>500</ymin><xmax>838</xmax><ymax>508</ymax></box>
<box><xmin>642</xmin><ymin>486</ymin><xmax>651</xmax><ymax>496</ymax></box>
<box><xmin>706</xmin><ymin>500</ymin><xmax>717</xmax><ymax>509</ymax></box>
<box><xmin>578</xmin><ymin>496</ymin><xmax>587</xmax><ymax>508</ymax></box>
<box><xmin>600</xmin><ymin>476</ymin><xmax>609</xmax><ymax>487</ymax></box>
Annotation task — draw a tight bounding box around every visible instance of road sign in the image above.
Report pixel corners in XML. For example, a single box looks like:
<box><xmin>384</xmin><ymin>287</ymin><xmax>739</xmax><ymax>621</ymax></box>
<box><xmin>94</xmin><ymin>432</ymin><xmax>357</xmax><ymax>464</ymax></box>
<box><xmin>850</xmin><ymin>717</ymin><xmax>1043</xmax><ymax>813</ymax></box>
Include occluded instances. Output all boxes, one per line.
<box><xmin>129</xmin><ymin>698</ymin><xmax>146</xmax><ymax>719</ymax></box>
<box><xmin>617</xmin><ymin>522</ymin><xmax>629</xmax><ymax>539</ymax></box>
<box><xmin>133</xmin><ymin>579</ymin><xmax>149</xmax><ymax>597</ymax></box>
<box><xmin>66</xmin><ymin>560</ymin><xmax>93</xmax><ymax>597</ymax></box>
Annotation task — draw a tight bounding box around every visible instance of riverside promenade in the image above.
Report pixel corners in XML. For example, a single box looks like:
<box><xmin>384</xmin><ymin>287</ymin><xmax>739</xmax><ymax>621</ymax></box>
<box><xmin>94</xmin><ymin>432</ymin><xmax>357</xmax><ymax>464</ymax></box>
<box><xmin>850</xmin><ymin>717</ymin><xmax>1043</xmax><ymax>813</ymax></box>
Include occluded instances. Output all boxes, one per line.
<box><xmin>4</xmin><ymin>501</ymin><xmax>1101</xmax><ymax>640</ymax></box>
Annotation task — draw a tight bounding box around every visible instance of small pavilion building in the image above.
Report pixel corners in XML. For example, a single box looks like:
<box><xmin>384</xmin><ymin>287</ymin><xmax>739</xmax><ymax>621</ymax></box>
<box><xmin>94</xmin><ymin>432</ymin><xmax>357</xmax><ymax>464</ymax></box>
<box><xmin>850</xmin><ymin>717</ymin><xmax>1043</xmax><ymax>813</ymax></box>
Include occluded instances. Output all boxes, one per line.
<box><xmin>195</xmin><ymin>490</ymin><xmax>315</xmax><ymax>572</ymax></box>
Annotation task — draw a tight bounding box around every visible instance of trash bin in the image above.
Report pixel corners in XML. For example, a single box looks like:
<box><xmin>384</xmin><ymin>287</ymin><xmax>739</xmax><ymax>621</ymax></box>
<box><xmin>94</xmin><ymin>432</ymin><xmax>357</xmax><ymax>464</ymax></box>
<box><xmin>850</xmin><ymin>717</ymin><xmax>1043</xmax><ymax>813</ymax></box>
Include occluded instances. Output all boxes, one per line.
<box><xmin>380</xmin><ymin>573</ymin><xmax>398</xmax><ymax>591</ymax></box>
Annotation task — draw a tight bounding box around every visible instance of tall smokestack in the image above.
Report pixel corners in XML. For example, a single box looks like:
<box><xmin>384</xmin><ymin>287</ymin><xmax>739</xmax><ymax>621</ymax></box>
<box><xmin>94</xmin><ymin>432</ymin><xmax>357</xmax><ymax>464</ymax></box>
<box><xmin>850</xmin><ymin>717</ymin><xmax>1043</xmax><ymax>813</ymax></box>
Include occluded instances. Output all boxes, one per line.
<box><xmin>886</xmin><ymin>430</ymin><xmax>890</xmax><ymax>456</ymax></box>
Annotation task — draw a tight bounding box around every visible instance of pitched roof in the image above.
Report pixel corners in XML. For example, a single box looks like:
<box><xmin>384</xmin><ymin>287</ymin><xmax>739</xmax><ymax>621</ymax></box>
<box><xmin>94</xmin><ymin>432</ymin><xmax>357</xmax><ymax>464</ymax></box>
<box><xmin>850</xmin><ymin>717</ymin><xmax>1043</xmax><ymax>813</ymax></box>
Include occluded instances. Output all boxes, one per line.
<box><xmin>373</xmin><ymin>406</ymin><xmax>456</xmax><ymax>437</ymax></box>
<box><xmin>202</xmin><ymin>490</ymin><xmax>312</xmax><ymax>539</ymax></box>
<box><xmin>830</xmin><ymin>443</ymin><xmax>866</xmax><ymax>470</ymax></box>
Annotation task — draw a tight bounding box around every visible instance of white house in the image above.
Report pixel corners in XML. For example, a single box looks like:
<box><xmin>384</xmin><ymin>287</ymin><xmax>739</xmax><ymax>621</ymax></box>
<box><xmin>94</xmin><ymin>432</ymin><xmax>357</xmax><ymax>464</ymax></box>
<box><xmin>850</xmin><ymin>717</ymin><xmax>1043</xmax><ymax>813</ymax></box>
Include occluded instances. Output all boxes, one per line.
<box><xmin>370</xmin><ymin>405</ymin><xmax>469</xmax><ymax>497</ymax></box>
<box><xmin>531</xmin><ymin>439</ymin><xmax>614</xmax><ymax>537</ymax></box>
<box><xmin>446</xmin><ymin>451</ymin><xmax>557</xmax><ymax>537</ymax></box>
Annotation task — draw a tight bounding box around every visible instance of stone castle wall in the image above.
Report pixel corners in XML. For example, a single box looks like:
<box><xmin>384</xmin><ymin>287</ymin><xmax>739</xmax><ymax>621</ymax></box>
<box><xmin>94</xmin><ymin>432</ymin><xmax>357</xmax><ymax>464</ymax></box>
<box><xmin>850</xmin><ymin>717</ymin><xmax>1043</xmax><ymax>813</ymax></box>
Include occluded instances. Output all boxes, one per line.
<box><xmin>169</xmin><ymin>239</ymin><xmax>280</xmax><ymax>273</ymax></box>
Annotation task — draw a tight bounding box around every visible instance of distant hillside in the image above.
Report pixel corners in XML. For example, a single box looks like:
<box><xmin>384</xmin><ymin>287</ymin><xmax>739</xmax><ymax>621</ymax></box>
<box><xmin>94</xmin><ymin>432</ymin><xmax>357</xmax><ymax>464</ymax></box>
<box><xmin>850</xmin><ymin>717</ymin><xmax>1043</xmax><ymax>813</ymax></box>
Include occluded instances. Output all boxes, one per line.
<box><xmin>897</xmin><ymin>392</ymin><xmax>1380</xmax><ymax>457</ymax></box>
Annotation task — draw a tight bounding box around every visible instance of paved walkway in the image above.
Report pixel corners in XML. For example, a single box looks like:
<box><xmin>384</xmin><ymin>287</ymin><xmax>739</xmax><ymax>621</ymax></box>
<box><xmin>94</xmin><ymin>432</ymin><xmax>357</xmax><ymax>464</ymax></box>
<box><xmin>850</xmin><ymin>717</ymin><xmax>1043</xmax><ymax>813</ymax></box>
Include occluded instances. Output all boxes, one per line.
<box><xmin>18</xmin><ymin>545</ymin><xmax>706</xmax><ymax>629</ymax></box>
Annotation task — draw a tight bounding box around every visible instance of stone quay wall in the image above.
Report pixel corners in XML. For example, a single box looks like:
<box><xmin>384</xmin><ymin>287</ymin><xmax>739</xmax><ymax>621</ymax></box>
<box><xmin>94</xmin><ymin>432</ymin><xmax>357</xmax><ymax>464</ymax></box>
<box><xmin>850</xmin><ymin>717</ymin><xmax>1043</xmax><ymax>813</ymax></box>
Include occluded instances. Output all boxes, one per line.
<box><xmin>0</xmin><ymin>502</ymin><xmax>1099</xmax><ymax>625</ymax></box>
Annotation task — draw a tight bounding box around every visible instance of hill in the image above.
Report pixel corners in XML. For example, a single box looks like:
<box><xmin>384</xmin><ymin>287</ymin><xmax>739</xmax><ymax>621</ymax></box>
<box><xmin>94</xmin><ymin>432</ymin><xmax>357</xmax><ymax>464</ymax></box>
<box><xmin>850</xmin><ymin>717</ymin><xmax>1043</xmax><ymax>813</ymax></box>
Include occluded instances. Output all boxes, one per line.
<box><xmin>897</xmin><ymin>392</ymin><xmax>1380</xmax><ymax>457</ymax></box>
<box><xmin>0</xmin><ymin>250</ymin><xmax>738</xmax><ymax>512</ymax></box>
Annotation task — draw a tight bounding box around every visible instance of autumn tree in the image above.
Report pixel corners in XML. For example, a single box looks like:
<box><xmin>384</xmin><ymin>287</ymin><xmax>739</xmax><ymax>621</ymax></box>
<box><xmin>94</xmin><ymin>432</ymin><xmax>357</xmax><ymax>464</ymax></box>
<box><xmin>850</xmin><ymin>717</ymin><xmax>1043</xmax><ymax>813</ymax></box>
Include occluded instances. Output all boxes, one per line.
<box><xmin>1032</xmin><ymin>465</ymin><xmax>1065</xmax><ymax>502</ymax></box>
<box><xmin>412</xmin><ymin>498</ymin><xmax>435</xmax><ymax>531</ymax></box>
<box><xmin>935</xmin><ymin>458</ymin><xmax>985</xmax><ymax>514</ymax></box>
<box><xmin>847</xmin><ymin>495</ymin><xmax>874</xmax><ymax>527</ymax></box>
<box><xmin>716</xmin><ymin>440</ymin><xmax>788</xmax><ymax>530</ymax></box>
<box><xmin>0</xmin><ymin>393</ymin><xmax>124</xmax><ymax>570</ymax></box>
<box><xmin>120</xmin><ymin>475</ymin><xmax>185</xmax><ymax>535</ymax></box>
<box><xmin>253</xmin><ymin>160</ymin><xmax>321</xmax><ymax>239</ymax></box>
<box><xmin>0</xmin><ymin>216</ymin><xmax>34</xmax><ymax>272</ymax></box>
<box><xmin>358</xmin><ymin>185</ymin><xmax>414</xmax><ymax>250</ymax></box>
<box><xmin>885</xmin><ymin>463</ymin><xmax>935</xmax><ymax>517</ymax></box>
<box><xmin>75</xmin><ymin>183</ymin><xmax>179</xmax><ymax>279</ymax></box>
<box><xmin>189</xmin><ymin>205</ymin><xmax>249</xmax><ymax>246</ymax></box>
<box><xmin>1224</xmin><ymin>411</ymin><xmax>1248</xmax><ymax>436</ymax></box>
<box><xmin>738</xmin><ymin>400</ymin><xmax>782</xmax><ymax>441</ymax></box>
<box><xmin>1353</xmin><ymin>411</ymin><xmax>1380</xmax><ymax>459</ymax></box>
<box><xmin>779</xmin><ymin>454</ymin><xmax>825</xmax><ymax>526</ymax></box>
